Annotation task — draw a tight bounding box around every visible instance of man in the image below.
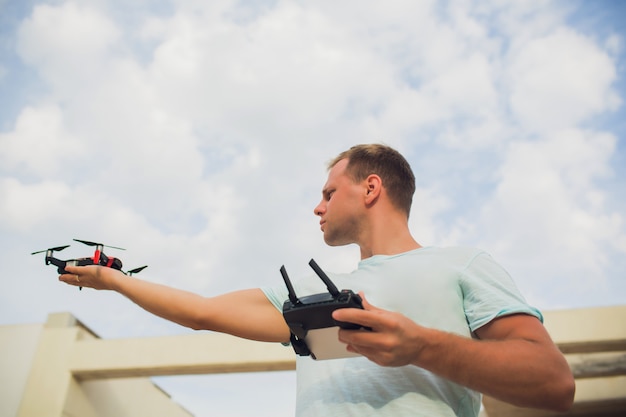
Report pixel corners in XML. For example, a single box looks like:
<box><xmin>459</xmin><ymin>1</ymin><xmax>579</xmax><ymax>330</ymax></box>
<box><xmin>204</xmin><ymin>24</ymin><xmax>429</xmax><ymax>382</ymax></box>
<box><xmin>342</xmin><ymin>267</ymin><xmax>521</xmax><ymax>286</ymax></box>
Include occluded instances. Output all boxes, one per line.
<box><xmin>61</xmin><ymin>144</ymin><xmax>575</xmax><ymax>416</ymax></box>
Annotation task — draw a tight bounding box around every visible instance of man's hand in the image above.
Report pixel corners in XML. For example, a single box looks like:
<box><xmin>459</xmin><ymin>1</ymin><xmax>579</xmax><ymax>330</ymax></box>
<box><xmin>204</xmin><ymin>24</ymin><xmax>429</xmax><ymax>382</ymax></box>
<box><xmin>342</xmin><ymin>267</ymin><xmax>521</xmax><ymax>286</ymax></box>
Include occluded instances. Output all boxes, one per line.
<box><xmin>59</xmin><ymin>265</ymin><xmax>121</xmax><ymax>291</ymax></box>
<box><xmin>333</xmin><ymin>292</ymin><xmax>429</xmax><ymax>367</ymax></box>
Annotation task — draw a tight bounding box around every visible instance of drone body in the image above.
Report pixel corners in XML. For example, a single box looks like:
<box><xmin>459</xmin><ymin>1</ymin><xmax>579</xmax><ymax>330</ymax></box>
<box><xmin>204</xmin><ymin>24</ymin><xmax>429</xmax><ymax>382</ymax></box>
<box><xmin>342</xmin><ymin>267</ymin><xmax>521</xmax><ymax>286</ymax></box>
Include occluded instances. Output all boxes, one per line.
<box><xmin>32</xmin><ymin>239</ymin><xmax>147</xmax><ymax>285</ymax></box>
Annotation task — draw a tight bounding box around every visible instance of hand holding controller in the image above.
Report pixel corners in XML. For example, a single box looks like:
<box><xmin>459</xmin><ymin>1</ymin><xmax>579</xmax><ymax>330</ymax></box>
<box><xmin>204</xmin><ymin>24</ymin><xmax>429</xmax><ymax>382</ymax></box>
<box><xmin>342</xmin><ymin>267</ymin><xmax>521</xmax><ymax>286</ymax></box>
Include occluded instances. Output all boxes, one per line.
<box><xmin>280</xmin><ymin>259</ymin><xmax>370</xmax><ymax>360</ymax></box>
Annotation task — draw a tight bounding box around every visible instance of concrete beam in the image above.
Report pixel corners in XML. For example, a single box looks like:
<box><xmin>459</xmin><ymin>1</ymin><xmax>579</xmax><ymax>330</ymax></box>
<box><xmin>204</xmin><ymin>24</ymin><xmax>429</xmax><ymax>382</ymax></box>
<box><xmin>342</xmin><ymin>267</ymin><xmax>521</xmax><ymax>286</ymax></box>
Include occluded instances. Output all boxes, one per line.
<box><xmin>543</xmin><ymin>305</ymin><xmax>626</xmax><ymax>354</ymax></box>
<box><xmin>483</xmin><ymin>376</ymin><xmax>626</xmax><ymax>417</ymax></box>
<box><xmin>69</xmin><ymin>331</ymin><xmax>296</xmax><ymax>380</ymax></box>
<box><xmin>567</xmin><ymin>351</ymin><xmax>626</xmax><ymax>379</ymax></box>
<box><xmin>18</xmin><ymin>313</ymin><xmax>85</xmax><ymax>417</ymax></box>
<box><xmin>67</xmin><ymin>306</ymin><xmax>626</xmax><ymax>381</ymax></box>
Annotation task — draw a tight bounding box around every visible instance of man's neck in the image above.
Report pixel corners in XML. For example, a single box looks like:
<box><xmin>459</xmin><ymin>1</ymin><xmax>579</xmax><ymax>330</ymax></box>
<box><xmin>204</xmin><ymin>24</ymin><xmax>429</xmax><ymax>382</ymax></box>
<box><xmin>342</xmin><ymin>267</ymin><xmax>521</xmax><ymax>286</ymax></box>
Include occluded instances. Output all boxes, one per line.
<box><xmin>358</xmin><ymin>229</ymin><xmax>421</xmax><ymax>260</ymax></box>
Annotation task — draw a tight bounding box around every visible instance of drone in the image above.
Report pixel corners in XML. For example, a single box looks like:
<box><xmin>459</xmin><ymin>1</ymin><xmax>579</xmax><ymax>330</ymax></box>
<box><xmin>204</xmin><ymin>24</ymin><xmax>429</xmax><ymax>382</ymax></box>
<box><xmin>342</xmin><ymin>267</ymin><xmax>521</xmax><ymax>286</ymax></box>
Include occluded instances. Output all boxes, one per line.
<box><xmin>32</xmin><ymin>239</ymin><xmax>148</xmax><ymax>289</ymax></box>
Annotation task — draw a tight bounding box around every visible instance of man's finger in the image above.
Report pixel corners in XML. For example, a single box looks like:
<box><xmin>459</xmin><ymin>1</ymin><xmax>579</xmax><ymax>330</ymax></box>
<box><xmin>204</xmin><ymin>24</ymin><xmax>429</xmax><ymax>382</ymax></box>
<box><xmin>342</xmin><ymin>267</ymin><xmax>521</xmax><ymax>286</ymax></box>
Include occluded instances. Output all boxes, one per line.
<box><xmin>333</xmin><ymin>307</ymin><xmax>379</xmax><ymax>329</ymax></box>
<box><xmin>64</xmin><ymin>265</ymin><xmax>81</xmax><ymax>274</ymax></box>
<box><xmin>59</xmin><ymin>274</ymin><xmax>79</xmax><ymax>286</ymax></box>
<box><xmin>358</xmin><ymin>292</ymin><xmax>379</xmax><ymax>311</ymax></box>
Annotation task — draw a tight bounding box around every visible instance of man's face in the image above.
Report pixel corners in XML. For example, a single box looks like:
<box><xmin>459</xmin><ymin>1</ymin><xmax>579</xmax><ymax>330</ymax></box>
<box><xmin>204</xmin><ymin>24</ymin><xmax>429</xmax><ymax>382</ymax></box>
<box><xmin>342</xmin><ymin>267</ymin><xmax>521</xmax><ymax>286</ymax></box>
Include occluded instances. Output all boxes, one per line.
<box><xmin>314</xmin><ymin>158</ymin><xmax>365</xmax><ymax>246</ymax></box>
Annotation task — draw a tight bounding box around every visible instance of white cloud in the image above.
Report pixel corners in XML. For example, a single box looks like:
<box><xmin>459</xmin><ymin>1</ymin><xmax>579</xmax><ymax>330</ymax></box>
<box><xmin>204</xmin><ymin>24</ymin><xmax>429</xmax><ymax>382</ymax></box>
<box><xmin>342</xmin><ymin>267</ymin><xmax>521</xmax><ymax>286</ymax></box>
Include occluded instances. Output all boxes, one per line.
<box><xmin>0</xmin><ymin>105</ymin><xmax>86</xmax><ymax>176</ymax></box>
<box><xmin>605</xmin><ymin>33</ymin><xmax>622</xmax><ymax>56</ymax></box>
<box><xmin>144</xmin><ymin>1</ymin><xmax>398</xmax><ymax>141</ymax></box>
<box><xmin>508</xmin><ymin>27</ymin><xmax>621</xmax><ymax>132</ymax></box>
<box><xmin>1</xmin><ymin>0</ymin><xmax>621</xmax><ymax>319</ymax></box>
<box><xmin>476</xmin><ymin>128</ymin><xmax>622</xmax><ymax>290</ymax></box>
<box><xmin>0</xmin><ymin>178</ymin><xmax>73</xmax><ymax>232</ymax></box>
<box><xmin>16</xmin><ymin>2</ymin><xmax>122</xmax><ymax>94</ymax></box>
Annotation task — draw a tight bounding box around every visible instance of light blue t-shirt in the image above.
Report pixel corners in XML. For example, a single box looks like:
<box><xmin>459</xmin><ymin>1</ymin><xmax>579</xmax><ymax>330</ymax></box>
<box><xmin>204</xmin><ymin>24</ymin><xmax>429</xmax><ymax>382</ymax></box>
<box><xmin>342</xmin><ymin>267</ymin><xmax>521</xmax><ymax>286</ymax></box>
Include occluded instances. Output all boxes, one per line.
<box><xmin>262</xmin><ymin>247</ymin><xmax>542</xmax><ymax>417</ymax></box>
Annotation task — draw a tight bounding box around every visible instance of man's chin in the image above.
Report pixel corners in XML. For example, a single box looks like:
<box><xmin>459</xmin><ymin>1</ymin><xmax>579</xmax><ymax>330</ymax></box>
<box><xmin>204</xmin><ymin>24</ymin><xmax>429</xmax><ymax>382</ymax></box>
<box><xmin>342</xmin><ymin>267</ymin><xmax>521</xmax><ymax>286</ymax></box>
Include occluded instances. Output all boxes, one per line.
<box><xmin>323</xmin><ymin>235</ymin><xmax>352</xmax><ymax>247</ymax></box>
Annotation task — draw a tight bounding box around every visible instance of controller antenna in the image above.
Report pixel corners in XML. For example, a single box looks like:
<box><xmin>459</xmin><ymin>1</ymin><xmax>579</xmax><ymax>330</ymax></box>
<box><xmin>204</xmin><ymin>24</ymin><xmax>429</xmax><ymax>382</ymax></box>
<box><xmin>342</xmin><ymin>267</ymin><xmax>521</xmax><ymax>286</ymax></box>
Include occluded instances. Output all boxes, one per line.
<box><xmin>308</xmin><ymin>259</ymin><xmax>339</xmax><ymax>296</ymax></box>
<box><xmin>280</xmin><ymin>265</ymin><xmax>300</xmax><ymax>305</ymax></box>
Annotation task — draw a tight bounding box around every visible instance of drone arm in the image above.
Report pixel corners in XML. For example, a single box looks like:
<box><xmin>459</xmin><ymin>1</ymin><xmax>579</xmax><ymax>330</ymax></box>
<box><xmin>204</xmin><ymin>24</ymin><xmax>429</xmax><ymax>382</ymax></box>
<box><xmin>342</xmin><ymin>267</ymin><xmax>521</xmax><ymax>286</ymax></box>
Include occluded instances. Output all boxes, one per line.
<box><xmin>47</xmin><ymin>257</ymin><xmax>66</xmax><ymax>269</ymax></box>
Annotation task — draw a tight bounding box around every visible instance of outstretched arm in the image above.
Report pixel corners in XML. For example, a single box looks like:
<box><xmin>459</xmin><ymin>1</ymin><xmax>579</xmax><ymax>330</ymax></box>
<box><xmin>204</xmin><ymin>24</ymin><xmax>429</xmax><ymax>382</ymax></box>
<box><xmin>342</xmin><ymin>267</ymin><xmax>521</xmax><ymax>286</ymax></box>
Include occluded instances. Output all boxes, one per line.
<box><xmin>60</xmin><ymin>265</ymin><xmax>291</xmax><ymax>343</ymax></box>
<box><xmin>333</xmin><ymin>293</ymin><xmax>575</xmax><ymax>411</ymax></box>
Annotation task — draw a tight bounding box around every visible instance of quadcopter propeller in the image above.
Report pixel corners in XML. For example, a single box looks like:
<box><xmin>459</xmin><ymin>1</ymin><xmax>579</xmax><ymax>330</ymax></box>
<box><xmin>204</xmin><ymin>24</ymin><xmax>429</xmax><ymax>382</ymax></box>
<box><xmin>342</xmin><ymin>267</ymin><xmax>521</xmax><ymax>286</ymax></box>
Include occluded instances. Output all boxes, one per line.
<box><xmin>126</xmin><ymin>265</ymin><xmax>148</xmax><ymax>276</ymax></box>
<box><xmin>73</xmin><ymin>239</ymin><xmax>126</xmax><ymax>251</ymax></box>
<box><xmin>31</xmin><ymin>245</ymin><xmax>71</xmax><ymax>255</ymax></box>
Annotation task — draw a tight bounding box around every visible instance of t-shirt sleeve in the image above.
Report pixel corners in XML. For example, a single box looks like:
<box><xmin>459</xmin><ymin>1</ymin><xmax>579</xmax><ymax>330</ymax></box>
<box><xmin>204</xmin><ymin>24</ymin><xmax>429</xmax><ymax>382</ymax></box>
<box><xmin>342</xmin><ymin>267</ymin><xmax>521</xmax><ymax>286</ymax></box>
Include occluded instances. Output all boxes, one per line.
<box><xmin>261</xmin><ymin>286</ymin><xmax>295</xmax><ymax>347</ymax></box>
<box><xmin>261</xmin><ymin>285</ymin><xmax>288</xmax><ymax>311</ymax></box>
<box><xmin>461</xmin><ymin>251</ymin><xmax>543</xmax><ymax>332</ymax></box>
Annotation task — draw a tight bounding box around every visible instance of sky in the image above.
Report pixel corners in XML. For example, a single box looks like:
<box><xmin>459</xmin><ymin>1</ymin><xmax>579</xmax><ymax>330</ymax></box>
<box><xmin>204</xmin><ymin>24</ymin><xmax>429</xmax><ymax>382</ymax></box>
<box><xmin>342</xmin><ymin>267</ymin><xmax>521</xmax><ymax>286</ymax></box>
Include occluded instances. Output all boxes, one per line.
<box><xmin>0</xmin><ymin>0</ymin><xmax>625</xmax><ymax>416</ymax></box>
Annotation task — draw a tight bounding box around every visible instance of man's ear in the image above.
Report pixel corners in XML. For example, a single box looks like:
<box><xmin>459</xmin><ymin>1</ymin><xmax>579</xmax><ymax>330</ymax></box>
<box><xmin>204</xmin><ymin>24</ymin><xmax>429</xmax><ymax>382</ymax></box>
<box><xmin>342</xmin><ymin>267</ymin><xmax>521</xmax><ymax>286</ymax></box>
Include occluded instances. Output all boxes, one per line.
<box><xmin>364</xmin><ymin>174</ymin><xmax>382</xmax><ymax>203</ymax></box>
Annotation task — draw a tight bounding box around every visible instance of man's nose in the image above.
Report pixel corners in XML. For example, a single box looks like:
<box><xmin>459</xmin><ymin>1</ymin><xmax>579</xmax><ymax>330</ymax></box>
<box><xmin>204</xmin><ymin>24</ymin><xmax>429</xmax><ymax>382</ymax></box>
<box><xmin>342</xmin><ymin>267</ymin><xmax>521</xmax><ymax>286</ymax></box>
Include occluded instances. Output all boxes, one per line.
<box><xmin>314</xmin><ymin>201</ymin><xmax>325</xmax><ymax>216</ymax></box>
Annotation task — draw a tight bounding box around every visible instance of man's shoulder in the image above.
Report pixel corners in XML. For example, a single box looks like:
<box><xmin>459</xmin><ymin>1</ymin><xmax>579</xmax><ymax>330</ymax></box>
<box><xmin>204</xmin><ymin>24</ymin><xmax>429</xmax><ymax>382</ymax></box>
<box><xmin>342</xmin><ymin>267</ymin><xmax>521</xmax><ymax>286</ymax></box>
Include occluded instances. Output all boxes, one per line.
<box><xmin>420</xmin><ymin>245</ymin><xmax>487</xmax><ymax>260</ymax></box>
